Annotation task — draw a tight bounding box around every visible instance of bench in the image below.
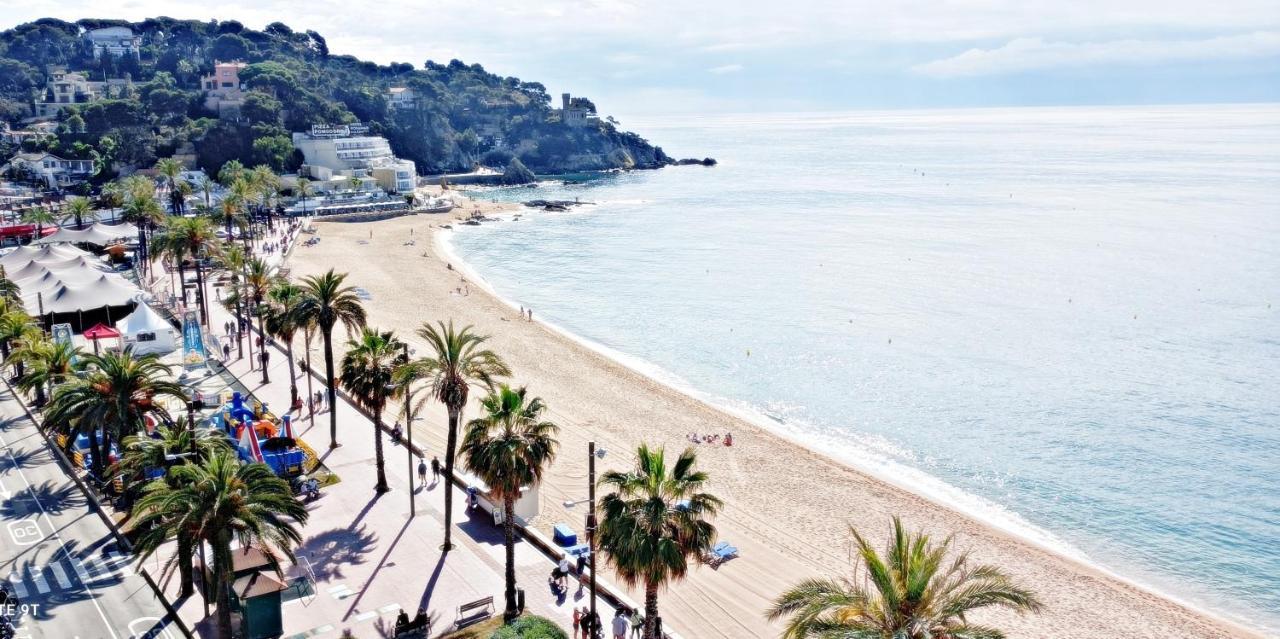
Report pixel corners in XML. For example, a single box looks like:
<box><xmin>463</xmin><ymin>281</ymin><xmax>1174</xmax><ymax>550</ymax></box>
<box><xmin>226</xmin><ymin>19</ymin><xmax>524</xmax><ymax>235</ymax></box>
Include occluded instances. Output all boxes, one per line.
<box><xmin>456</xmin><ymin>596</ymin><xmax>494</xmax><ymax>628</ymax></box>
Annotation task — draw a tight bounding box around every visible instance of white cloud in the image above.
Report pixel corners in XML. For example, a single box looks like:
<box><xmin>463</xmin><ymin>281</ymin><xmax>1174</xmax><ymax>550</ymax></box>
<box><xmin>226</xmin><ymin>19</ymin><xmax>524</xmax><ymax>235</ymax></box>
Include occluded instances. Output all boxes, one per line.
<box><xmin>913</xmin><ymin>31</ymin><xmax>1280</xmax><ymax>77</ymax></box>
<box><xmin>708</xmin><ymin>64</ymin><xmax>744</xmax><ymax>74</ymax></box>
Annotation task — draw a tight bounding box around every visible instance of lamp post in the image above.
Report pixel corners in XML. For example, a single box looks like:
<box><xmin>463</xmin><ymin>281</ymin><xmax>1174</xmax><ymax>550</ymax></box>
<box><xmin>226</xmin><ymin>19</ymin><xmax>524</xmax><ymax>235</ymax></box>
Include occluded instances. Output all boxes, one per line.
<box><xmin>588</xmin><ymin>442</ymin><xmax>603</xmax><ymax>626</ymax></box>
<box><xmin>389</xmin><ymin>343</ymin><xmax>417</xmax><ymax>518</ymax></box>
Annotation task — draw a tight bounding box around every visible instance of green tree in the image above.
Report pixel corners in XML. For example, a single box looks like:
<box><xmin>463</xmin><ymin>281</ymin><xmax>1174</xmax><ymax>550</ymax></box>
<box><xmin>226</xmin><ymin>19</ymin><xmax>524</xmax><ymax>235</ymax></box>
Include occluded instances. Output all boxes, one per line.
<box><xmin>767</xmin><ymin>518</ymin><xmax>1043</xmax><ymax>639</ymax></box>
<box><xmin>133</xmin><ymin>453</ymin><xmax>307</xmax><ymax>638</ymax></box>
<box><xmin>461</xmin><ymin>385</ymin><xmax>559</xmax><ymax>620</ymax></box>
<box><xmin>154</xmin><ymin>157</ymin><xmax>187</xmax><ymax>215</ymax></box>
<box><xmin>152</xmin><ymin>216</ymin><xmax>220</xmax><ymax>324</ymax></box>
<box><xmin>43</xmin><ymin>348</ymin><xmax>186</xmax><ymax>480</ymax></box>
<box><xmin>112</xmin><ymin>419</ymin><xmax>231</xmax><ymax>597</ymax></box>
<box><xmin>263</xmin><ymin>279</ymin><xmax>305</xmax><ymax>405</ymax></box>
<box><xmin>7</xmin><ymin>335</ymin><xmax>82</xmax><ymax>407</ymax></box>
<box><xmin>296</xmin><ymin>270</ymin><xmax>367</xmax><ymax>448</ymax></box>
<box><xmin>339</xmin><ymin>327</ymin><xmax>404</xmax><ymax>493</ymax></box>
<box><xmin>20</xmin><ymin>207</ymin><xmax>55</xmax><ymax>241</ymax></box>
<box><xmin>598</xmin><ymin>445</ymin><xmax>722</xmax><ymax>639</ymax></box>
<box><xmin>403</xmin><ymin>321</ymin><xmax>509</xmax><ymax>549</ymax></box>
<box><xmin>63</xmin><ymin>196</ymin><xmax>96</xmax><ymax>229</ymax></box>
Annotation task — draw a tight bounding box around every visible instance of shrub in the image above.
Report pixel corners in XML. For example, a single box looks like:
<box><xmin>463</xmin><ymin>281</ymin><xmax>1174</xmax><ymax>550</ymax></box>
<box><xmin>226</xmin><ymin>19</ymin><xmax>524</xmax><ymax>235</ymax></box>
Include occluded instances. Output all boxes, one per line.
<box><xmin>489</xmin><ymin>615</ymin><xmax>567</xmax><ymax>639</ymax></box>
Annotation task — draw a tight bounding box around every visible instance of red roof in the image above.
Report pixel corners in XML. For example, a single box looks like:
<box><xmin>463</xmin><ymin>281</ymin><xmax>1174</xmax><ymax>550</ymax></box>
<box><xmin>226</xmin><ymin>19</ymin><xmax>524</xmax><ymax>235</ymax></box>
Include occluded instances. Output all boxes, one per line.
<box><xmin>82</xmin><ymin>323</ymin><xmax>121</xmax><ymax>339</ymax></box>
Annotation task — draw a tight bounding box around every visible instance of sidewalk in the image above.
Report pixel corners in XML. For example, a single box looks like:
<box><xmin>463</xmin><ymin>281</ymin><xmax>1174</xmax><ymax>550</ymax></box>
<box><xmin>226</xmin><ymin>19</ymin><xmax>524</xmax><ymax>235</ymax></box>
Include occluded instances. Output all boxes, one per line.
<box><xmin>150</xmin><ymin>224</ymin><xmax>628</xmax><ymax>638</ymax></box>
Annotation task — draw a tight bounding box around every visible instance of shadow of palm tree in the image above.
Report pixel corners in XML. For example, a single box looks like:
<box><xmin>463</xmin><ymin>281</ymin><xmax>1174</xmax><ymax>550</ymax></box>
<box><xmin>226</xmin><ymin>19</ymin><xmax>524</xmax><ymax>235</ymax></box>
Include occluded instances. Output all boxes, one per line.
<box><xmin>0</xmin><ymin>480</ymin><xmax>85</xmax><ymax>519</ymax></box>
<box><xmin>296</xmin><ymin>524</ymin><xmax>377</xmax><ymax>581</ymax></box>
<box><xmin>0</xmin><ymin>445</ymin><xmax>47</xmax><ymax>470</ymax></box>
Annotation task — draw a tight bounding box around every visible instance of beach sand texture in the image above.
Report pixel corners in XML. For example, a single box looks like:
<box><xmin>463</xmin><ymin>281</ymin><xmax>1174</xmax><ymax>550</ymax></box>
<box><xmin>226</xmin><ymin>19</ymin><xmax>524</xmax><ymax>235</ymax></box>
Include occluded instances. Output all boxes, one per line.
<box><xmin>285</xmin><ymin>195</ymin><xmax>1261</xmax><ymax>639</ymax></box>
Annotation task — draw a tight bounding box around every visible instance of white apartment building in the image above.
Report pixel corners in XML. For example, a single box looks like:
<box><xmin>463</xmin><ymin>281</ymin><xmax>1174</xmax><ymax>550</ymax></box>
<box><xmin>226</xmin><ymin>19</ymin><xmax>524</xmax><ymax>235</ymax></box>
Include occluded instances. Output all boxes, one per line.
<box><xmin>85</xmin><ymin>26</ymin><xmax>142</xmax><ymax>59</ymax></box>
<box><xmin>3</xmin><ymin>153</ymin><xmax>95</xmax><ymax>189</ymax></box>
<box><xmin>386</xmin><ymin>87</ymin><xmax>417</xmax><ymax>110</ymax></box>
<box><xmin>292</xmin><ymin>125</ymin><xmax>416</xmax><ymax>194</ymax></box>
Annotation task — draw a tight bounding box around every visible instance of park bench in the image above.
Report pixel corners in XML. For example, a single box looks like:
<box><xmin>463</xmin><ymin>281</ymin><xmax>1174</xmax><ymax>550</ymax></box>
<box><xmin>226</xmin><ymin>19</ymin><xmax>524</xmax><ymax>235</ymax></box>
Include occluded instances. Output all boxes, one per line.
<box><xmin>456</xmin><ymin>595</ymin><xmax>494</xmax><ymax>628</ymax></box>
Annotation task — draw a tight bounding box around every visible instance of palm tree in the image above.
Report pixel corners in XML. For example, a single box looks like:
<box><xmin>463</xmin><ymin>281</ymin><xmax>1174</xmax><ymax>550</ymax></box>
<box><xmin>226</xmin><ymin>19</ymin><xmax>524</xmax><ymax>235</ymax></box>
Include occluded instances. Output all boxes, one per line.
<box><xmin>263</xmin><ymin>280</ymin><xmax>305</xmax><ymax>405</ymax></box>
<box><xmin>295</xmin><ymin>177</ymin><xmax>312</xmax><ymax>215</ymax></box>
<box><xmin>339</xmin><ymin>327</ymin><xmax>404</xmax><ymax>493</ymax></box>
<box><xmin>296</xmin><ymin>270</ymin><xmax>366</xmax><ymax>448</ymax></box>
<box><xmin>155</xmin><ymin>157</ymin><xmax>186</xmax><ymax>215</ymax></box>
<box><xmin>113</xmin><ymin>419</ymin><xmax>231</xmax><ymax>598</ymax></box>
<box><xmin>217</xmin><ymin>159</ymin><xmax>246</xmax><ymax>187</ymax></box>
<box><xmin>152</xmin><ymin>216</ymin><xmax>220</xmax><ymax>324</ymax></box>
<box><xmin>404</xmin><ymin>321</ymin><xmax>509</xmax><ymax>550</ymax></box>
<box><xmin>7</xmin><ymin>336</ymin><xmax>83</xmax><ymax>406</ymax></box>
<box><xmin>197</xmin><ymin>174</ymin><xmax>216</xmax><ymax>209</ymax></box>
<box><xmin>21</xmin><ymin>207</ymin><xmax>56</xmax><ymax>242</ymax></box>
<box><xmin>767</xmin><ymin>518</ymin><xmax>1043</xmax><ymax>639</ymax></box>
<box><xmin>133</xmin><ymin>453</ymin><xmax>307</xmax><ymax>637</ymax></box>
<box><xmin>0</xmin><ymin>302</ymin><xmax>37</xmax><ymax>368</ymax></box>
<box><xmin>244</xmin><ymin>257</ymin><xmax>273</xmax><ymax>383</ymax></box>
<box><xmin>250</xmin><ymin>165</ymin><xmax>280</xmax><ymax>229</ymax></box>
<box><xmin>63</xmin><ymin>196</ymin><xmax>96</xmax><ymax>229</ymax></box>
<box><xmin>0</xmin><ymin>270</ymin><xmax>18</xmax><ymax>305</ymax></box>
<box><xmin>119</xmin><ymin>176</ymin><xmax>165</xmax><ymax>277</ymax></box>
<box><xmin>99</xmin><ymin>181</ymin><xmax>124</xmax><ymax>222</ymax></box>
<box><xmin>460</xmin><ymin>385</ymin><xmax>559</xmax><ymax>620</ymax></box>
<box><xmin>598</xmin><ymin>445</ymin><xmax>722</xmax><ymax>639</ymax></box>
<box><xmin>43</xmin><ymin>348</ymin><xmax>186</xmax><ymax>480</ymax></box>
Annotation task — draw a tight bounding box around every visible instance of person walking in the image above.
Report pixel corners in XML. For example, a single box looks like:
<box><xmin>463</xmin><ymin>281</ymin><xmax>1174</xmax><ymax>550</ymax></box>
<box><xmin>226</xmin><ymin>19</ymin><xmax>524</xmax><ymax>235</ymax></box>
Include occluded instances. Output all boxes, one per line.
<box><xmin>573</xmin><ymin>608</ymin><xmax>582</xmax><ymax>639</ymax></box>
<box><xmin>630</xmin><ymin>610</ymin><xmax>643</xmax><ymax>639</ymax></box>
<box><xmin>222</xmin><ymin>343</ymin><xmax>231</xmax><ymax>360</ymax></box>
<box><xmin>417</xmin><ymin>456</ymin><xmax>427</xmax><ymax>487</ymax></box>
<box><xmin>430</xmin><ymin>456</ymin><xmax>441</xmax><ymax>482</ymax></box>
<box><xmin>612</xmin><ymin>610</ymin><xmax>628</xmax><ymax>639</ymax></box>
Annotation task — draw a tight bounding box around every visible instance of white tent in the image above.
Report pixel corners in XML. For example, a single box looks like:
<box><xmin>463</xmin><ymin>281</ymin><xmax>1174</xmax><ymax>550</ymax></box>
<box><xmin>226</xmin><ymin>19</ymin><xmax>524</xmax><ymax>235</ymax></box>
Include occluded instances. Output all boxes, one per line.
<box><xmin>31</xmin><ymin>222</ymin><xmax>139</xmax><ymax>247</ymax></box>
<box><xmin>37</xmin><ymin>275</ymin><xmax>141</xmax><ymax>314</ymax></box>
<box><xmin>115</xmin><ymin>303</ymin><xmax>176</xmax><ymax>355</ymax></box>
<box><xmin>0</xmin><ymin>244</ymin><xmax>89</xmax><ymax>269</ymax></box>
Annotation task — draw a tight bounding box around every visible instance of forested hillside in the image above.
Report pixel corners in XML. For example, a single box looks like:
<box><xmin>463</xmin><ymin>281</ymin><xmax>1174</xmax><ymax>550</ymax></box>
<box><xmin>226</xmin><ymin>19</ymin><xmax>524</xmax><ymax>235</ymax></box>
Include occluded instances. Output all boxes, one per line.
<box><xmin>0</xmin><ymin>17</ymin><xmax>670</xmax><ymax>184</ymax></box>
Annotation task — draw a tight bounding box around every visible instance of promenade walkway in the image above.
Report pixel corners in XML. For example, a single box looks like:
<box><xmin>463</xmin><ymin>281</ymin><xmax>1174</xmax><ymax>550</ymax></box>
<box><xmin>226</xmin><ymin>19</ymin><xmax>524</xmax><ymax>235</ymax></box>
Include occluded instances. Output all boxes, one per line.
<box><xmin>147</xmin><ymin>223</ymin><xmax>628</xmax><ymax>638</ymax></box>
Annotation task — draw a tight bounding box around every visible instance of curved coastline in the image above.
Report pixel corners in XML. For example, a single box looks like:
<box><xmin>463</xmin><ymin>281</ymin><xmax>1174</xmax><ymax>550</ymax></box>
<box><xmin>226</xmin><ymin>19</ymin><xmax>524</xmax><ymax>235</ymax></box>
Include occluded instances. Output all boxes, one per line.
<box><xmin>288</xmin><ymin>199</ymin><xmax>1267</xmax><ymax>639</ymax></box>
<box><xmin>437</xmin><ymin>205</ymin><xmax>1266</xmax><ymax>639</ymax></box>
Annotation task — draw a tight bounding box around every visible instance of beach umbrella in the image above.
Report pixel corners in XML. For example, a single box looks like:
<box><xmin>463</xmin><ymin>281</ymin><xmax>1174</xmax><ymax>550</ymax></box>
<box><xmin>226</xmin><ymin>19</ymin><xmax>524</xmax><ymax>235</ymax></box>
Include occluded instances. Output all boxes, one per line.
<box><xmin>82</xmin><ymin>322</ymin><xmax>121</xmax><ymax>355</ymax></box>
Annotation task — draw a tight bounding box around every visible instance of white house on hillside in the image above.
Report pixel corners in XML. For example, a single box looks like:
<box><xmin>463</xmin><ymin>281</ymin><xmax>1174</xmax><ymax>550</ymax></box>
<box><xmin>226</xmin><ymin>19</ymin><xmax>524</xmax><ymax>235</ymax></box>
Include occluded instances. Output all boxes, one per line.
<box><xmin>85</xmin><ymin>26</ymin><xmax>142</xmax><ymax>59</ymax></box>
<box><xmin>2</xmin><ymin>153</ymin><xmax>95</xmax><ymax>190</ymax></box>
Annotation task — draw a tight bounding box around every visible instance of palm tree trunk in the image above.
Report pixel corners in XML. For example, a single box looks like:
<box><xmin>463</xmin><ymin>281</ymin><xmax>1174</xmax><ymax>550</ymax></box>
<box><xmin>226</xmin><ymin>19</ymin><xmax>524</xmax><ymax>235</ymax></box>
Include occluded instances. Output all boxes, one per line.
<box><xmin>256</xmin><ymin>301</ymin><xmax>269</xmax><ymax>384</ymax></box>
<box><xmin>502</xmin><ymin>497</ymin><xmax>518</xmax><ymax>621</ymax></box>
<box><xmin>87</xmin><ymin>428</ymin><xmax>103</xmax><ymax>480</ymax></box>
<box><xmin>176</xmin><ymin>534</ymin><xmax>194</xmax><ymax>598</ymax></box>
<box><xmin>644</xmin><ymin>583</ymin><xmax>660</xmax><ymax>639</ymax></box>
<box><xmin>323</xmin><ymin>328</ymin><xmax>338</xmax><ymax>448</ymax></box>
<box><xmin>213</xmin><ymin>532</ymin><xmax>234</xmax><ymax>639</ymax></box>
<box><xmin>303</xmin><ymin>332</ymin><xmax>314</xmax><ymax>424</ymax></box>
<box><xmin>177</xmin><ymin>262</ymin><xmax>187</xmax><ymax>305</ymax></box>
<box><xmin>442</xmin><ymin>405</ymin><xmax>460</xmax><ymax>549</ymax></box>
<box><xmin>195</xmin><ymin>259</ymin><xmax>208</xmax><ymax>326</ymax></box>
<box><xmin>285</xmin><ymin>336</ymin><xmax>298</xmax><ymax>406</ymax></box>
<box><xmin>373</xmin><ymin>405</ymin><xmax>388</xmax><ymax>492</ymax></box>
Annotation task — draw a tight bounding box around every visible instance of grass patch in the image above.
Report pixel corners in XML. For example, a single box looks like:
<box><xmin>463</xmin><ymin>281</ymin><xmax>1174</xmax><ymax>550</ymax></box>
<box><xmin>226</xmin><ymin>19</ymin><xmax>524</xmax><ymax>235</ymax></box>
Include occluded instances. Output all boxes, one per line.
<box><xmin>437</xmin><ymin>616</ymin><xmax>504</xmax><ymax>639</ymax></box>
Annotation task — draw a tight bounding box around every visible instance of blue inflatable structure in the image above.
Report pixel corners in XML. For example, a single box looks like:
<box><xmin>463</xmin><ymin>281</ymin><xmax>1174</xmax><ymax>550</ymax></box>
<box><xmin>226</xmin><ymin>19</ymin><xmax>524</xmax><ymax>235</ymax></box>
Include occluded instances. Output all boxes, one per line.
<box><xmin>208</xmin><ymin>392</ymin><xmax>305</xmax><ymax>478</ymax></box>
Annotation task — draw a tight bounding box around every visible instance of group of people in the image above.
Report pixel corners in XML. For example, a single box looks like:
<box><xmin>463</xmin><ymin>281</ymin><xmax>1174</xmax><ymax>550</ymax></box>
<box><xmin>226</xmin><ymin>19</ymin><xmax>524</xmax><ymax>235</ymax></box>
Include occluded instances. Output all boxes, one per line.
<box><xmin>392</xmin><ymin>606</ymin><xmax>431</xmax><ymax>636</ymax></box>
<box><xmin>415</xmin><ymin>454</ymin><xmax>442</xmax><ymax>487</ymax></box>
<box><xmin>309</xmin><ymin>389</ymin><xmax>328</xmax><ymax>414</ymax></box>
<box><xmin>519</xmin><ymin>305</ymin><xmax>534</xmax><ymax>321</ymax></box>
<box><xmin>573</xmin><ymin>606</ymin><xmax>644</xmax><ymax>639</ymax></box>
<box><xmin>687</xmin><ymin>432</ymin><xmax>733</xmax><ymax>446</ymax></box>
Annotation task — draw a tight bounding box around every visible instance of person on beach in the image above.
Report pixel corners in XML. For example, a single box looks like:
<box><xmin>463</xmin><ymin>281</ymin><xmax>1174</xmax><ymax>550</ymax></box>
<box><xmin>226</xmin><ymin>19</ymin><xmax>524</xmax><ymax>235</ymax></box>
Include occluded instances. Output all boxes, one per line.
<box><xmin>725</xmin><ymin>432</ymin><xmax>733</xmax><ymax>446</ymax></box>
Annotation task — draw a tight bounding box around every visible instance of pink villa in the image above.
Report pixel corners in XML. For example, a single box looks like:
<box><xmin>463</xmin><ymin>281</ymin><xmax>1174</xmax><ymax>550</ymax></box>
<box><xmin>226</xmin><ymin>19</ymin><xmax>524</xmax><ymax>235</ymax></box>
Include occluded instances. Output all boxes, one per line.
<box><xmin>201</xmin><ymin>61</ymin><xmax>249</xmax><ymax>117</ymax></box>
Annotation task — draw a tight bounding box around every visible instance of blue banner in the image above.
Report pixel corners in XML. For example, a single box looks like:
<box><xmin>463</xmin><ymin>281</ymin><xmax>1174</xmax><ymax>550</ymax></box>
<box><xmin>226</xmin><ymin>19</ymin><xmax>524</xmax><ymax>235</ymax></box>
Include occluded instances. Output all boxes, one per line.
<box><xmin>181</xmin><ymin>309</ymin><xmax>206</xmax><ymax>367</ymax></box>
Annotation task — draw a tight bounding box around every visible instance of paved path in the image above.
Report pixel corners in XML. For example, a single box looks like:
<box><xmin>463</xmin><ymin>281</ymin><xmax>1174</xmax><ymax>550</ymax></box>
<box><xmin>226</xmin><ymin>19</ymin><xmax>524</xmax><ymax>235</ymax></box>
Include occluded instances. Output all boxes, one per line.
<box><xmin>149</xmin><ymin>223</ymin><xmax>629</xmax><ymax>638</ymax></box>
<box><xmin>0</xmin><ymin>386</ymin><xmax>182</xmax><ymax>639</ymax></box>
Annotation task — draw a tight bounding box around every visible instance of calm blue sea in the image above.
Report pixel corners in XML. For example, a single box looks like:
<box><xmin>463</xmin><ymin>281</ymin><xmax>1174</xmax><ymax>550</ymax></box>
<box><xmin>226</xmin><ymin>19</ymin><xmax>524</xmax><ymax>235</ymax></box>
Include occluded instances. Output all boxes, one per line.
<box><xmin>447</xmin><ymin>105</ymin><xmax>1280</xmax><ymax>632</ymax></box>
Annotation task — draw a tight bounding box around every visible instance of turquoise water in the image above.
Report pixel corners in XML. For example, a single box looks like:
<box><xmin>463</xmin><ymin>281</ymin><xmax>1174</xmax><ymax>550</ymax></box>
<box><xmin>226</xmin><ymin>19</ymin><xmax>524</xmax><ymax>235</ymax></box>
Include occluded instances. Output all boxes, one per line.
<box><xmin>447</xmin><ymin>105</ymin><xmax>1280</xmax><ymax>632</ymax></box>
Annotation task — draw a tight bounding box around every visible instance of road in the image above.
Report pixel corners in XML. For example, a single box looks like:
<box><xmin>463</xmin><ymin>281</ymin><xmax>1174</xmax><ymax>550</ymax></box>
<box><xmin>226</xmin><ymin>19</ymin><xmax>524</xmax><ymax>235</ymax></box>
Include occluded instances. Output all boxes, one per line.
<box><xmin>0</xmin><ymin>385</ymin><xmax>183</xmax><ymax>639</ymax></box>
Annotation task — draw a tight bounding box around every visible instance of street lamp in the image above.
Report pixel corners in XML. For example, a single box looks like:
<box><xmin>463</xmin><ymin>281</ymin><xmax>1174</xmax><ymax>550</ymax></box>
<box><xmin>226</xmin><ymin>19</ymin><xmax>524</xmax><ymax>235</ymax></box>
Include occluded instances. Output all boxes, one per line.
<box><xmin>565</xmin><ymin>443</ymin><xmax>607</xmax><ymax>626</ymax></box>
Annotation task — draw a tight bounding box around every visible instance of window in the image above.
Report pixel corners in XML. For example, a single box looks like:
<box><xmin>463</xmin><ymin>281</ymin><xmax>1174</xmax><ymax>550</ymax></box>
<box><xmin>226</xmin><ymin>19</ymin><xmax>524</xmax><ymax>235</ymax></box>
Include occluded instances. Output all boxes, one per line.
<box><xmin>137</xmin><ymin>331</ymin><xmax>156</xmax><ymax>342</ymax></box>
<box><xmin>221</xmin><ymin>82</ymin><xmax>234</xmax><ymax>88</ymax></box>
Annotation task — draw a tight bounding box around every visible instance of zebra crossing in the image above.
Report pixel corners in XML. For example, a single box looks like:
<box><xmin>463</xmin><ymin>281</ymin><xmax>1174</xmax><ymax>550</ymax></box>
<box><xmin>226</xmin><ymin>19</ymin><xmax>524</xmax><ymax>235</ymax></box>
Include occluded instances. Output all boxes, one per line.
<box><xmin>5</xmin><ymin>547</ymin><xmax>131</xmax><ymax>599</ymax></box>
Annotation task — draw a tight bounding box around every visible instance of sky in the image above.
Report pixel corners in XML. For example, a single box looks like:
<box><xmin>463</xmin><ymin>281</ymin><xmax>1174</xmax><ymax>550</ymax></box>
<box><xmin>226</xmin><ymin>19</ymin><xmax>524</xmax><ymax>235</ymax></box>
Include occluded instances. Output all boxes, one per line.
<box><xmin>4</xmin><ymin>0</ymin><xmax>1279</xmax><ymax>119</ymax></box>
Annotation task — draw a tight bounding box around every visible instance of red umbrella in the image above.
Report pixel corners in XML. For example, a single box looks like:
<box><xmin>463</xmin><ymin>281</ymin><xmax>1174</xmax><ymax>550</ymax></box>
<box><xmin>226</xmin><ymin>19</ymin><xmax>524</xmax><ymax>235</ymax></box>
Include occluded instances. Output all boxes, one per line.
<box><xmin>82</xmin><ymin>323</ymin><xmax>122</xmax><ymax>355</ymax></box>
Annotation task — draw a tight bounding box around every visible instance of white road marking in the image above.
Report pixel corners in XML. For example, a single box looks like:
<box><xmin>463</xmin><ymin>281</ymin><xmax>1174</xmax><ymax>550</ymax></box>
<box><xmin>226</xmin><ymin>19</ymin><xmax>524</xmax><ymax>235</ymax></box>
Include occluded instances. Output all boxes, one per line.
<box><xmin>8</xmin><ymin>571</ymin><xmax>28</xmax><ymax>598</ymax></box>
<box><xmin>0</xmin><ymin>436</ymin><xmax>122</xmax><ymax>639</ymax></box>
<box><xmin>127</xmin><ymin>616</ymin><xmax>174</xmax><ymax>639</ymax></box>
<box><xmin>29</xmin><ymin>566</ymin><xmax>50</xmax><ymax>594</ymax></box>
<box><xmin>49</xmin><ymin>561</ymin><xmax>73</xmax><ymax>588</ymax></box>
<box><xmin>7</xmin><ymin>518</ymin><xmax>44</xmax><ymax>546</ymax></box>
<box><xmin>71</xmin><ymin>556</ymin><xmax>92</xmax><ymax>583</ymax></box>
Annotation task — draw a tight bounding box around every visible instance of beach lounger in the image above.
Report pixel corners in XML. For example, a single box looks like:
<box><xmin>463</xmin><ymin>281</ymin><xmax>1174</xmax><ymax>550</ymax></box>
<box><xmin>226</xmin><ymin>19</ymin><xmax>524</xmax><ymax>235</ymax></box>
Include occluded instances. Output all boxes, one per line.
<box><xmin>708</xmin><ymin>541</ymin><xmax>739</xmax><ymax>565</ymax></box>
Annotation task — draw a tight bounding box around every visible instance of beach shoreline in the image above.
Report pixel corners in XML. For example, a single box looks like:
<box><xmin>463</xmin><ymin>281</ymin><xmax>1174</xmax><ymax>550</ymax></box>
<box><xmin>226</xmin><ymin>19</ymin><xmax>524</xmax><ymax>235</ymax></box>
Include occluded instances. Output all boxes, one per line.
<box><xmin>287</xmin><ymin>191</ymin><xmax>1266</xmax><ymax>639</ymax></box>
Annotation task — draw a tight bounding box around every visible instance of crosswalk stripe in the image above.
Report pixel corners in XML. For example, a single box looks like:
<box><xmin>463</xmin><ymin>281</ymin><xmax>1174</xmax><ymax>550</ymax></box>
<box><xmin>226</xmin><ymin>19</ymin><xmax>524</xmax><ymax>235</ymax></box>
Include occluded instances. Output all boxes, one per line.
<box><xmin>48</xmin><ymin>562</ymin><xmax>72</xmax><ymax>588</ymax></box>
<box><xmin>8</xmin><ymin>572</ymin><xmax>28</xmax><ymax>598</ymax></box>
<box><xmin>71</xmin><ymin>557</ymin><xmax>92</xmax><ymax>583</ymax></box>
<box><xmin>29</xmin><ymin>567</ymin><xmax>49</xmax><ymax>594</ymax></box>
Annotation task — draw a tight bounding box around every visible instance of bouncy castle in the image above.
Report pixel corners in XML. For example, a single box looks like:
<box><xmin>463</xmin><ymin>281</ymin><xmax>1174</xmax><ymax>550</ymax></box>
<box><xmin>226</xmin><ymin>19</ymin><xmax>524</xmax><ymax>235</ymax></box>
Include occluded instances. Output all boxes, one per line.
<box><xmin>209</xmin><ymin>392</ymin><xmax>306</xmax><ymax>477</ymax></box>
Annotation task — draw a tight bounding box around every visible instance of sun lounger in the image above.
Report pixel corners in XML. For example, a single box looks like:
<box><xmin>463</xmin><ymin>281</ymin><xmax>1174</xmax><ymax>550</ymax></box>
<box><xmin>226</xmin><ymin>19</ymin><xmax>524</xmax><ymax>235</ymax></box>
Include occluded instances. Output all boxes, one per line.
<box><xmin>708</xmin><ymin>541</ymin><xmax>739</xmax><ymax>565</ymax></box>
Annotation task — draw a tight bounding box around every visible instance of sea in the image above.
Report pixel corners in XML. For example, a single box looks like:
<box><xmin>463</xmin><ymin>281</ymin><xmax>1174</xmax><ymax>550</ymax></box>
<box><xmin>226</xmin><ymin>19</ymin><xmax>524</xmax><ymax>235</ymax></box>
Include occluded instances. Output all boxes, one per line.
<box><xmin>445</xmin><ymin>104</ymin><xmax>1280</xmax><ymax>633</ymax></box>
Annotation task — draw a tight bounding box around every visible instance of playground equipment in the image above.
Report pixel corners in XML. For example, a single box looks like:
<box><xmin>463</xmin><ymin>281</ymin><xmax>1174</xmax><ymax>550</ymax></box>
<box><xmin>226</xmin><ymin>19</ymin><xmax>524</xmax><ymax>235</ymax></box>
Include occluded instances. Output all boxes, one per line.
<box><xmin>210</xmin><ymin>392</ymin><xmax>305</xmax><ymax>478</ymax></box>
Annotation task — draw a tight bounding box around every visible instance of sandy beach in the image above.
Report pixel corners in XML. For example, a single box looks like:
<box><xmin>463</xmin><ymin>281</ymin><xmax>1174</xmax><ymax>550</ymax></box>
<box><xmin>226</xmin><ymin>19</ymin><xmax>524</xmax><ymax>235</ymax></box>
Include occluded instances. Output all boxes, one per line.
<box><xmin>285</xmin><ymin>192</ymin><xmax>1263</xmax><ymax>639</ymax></box>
